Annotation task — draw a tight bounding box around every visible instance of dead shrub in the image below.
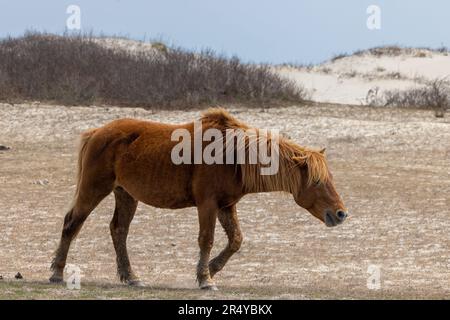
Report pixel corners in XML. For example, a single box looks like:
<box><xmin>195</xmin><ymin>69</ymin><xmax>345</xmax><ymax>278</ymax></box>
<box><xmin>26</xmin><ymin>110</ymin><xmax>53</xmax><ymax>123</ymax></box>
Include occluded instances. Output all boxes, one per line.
<box><xmin>0</xmin><ymin>32</ymin><xmax>307</xmax><ymax>109</ymax></box>
<box><xmin>372</xmin><ymin>79</ymin><xmax>449</xmax><ymax>117</ymax></box>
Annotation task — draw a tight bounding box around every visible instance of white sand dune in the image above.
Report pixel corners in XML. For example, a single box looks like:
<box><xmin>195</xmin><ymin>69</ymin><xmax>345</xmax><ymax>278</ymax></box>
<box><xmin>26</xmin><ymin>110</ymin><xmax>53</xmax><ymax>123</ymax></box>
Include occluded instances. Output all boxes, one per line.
<box><xmin>277</xmin><ymin>69</ymin><xmax>420</xmax><ymax>105</ymax></box>
<box><xmin>89</xmin><ymin>38</ymin><xmax>450</xmax><ymax>106</ymax></box>
<box><xmin>276</xmin><ymin>48</ymin><xmax>450</xmax><ymax>105</ymax></box>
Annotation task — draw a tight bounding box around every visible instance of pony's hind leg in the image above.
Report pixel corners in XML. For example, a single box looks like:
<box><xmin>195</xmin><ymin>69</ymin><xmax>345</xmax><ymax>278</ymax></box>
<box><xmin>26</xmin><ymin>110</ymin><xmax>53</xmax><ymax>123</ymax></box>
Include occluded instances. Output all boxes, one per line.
<box><xmin>208</xmin><ymin>204</ymin><xmax>243</xmax><ymax>278</ymax></box>
<box><xmin>110</xmin><ymin>186</ymin><xmax>140</xmax><ymax>286</ymax></box>
<box><xmin>49</xmin><ymin>188</ymin><xmax>111</xmax><ymax>283</ymax></box>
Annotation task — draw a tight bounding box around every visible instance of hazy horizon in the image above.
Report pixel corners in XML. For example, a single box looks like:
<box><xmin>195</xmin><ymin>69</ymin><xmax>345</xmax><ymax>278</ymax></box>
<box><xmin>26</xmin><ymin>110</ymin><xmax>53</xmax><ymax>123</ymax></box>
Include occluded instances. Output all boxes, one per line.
<box><xmin>1</xmin><ymin>0</ymin><xmax>449</xmax><ymax>64</ymax></box>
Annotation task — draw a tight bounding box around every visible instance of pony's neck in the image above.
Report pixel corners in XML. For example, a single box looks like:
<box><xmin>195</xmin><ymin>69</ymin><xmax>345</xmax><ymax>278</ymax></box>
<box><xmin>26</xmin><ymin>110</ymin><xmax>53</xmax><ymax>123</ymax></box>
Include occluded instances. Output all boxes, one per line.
<box><xmin>241</xmin><ymin>157</ymin><xmax>300</xmax><ymax>195</ymax></box>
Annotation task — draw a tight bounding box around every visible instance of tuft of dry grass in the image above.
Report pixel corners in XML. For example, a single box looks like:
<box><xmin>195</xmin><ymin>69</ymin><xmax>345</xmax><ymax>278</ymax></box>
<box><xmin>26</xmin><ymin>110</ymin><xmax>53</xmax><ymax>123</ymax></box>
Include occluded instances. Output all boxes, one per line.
<box><xmin>375</xmin><ymin>79</ymin><xmax>449</xmax><ymax>117</ymax></box>
<box><xmin>353</xmin><ymin>45</ymin><xmax>448</xmax><ymax>57</ymax></box>
<box><xmin>330</xmin><ymin>53</ymin><xmax>349</xmax><ymax>62</ymax></box>
<box><xmin>0</xmin><ymin>32</ymin><xmax>307</xmax><ymax>109</ymax></box>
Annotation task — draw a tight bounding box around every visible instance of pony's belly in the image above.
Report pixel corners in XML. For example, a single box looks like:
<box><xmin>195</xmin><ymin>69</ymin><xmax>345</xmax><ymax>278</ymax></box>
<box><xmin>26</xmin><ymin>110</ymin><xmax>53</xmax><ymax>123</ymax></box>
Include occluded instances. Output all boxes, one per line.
<box><xmin>117</xmin><ymin>179</ymin><xmax>195</xmax><ymax>209</ymax></box>
<box><xmin>113</xmin><ymin>127</ymin><xmax>195</xmax><ymax>209</ymax></box>
<box><xmin>115</xmin><ymin>162</ymin><xmax>195</xmax><ymax>209</ymax></box>
<box><xmin>140</xmin><ymin>196</ymin><xmax>195</xmax><ymax>209</ymax></box>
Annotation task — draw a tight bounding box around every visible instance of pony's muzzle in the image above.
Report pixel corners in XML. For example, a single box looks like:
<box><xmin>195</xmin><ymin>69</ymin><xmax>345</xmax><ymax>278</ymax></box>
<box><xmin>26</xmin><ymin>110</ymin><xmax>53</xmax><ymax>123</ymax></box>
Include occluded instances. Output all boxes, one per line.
<box><xmin>325</xmin><ymin>210</ymin><xmax>347</xmax><ymax>227</ymax></box>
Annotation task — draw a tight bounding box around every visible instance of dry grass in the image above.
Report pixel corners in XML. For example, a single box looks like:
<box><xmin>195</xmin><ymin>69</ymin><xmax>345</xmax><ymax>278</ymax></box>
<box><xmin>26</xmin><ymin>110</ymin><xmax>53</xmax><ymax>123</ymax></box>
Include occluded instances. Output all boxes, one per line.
<box><xmin>354</xmin><ymin>45</ymin><xmax>448</xmax><ymax>57</ymax></box>
<box><xmin>373</xmin><ymin>79</ymin><xmax>449</xmax><ymax>117</ymax></box>
<box><xmin>0</xmin><ymin>32</ymin><xmax>306</xmax><ymax>109</ymax></box>
<box><xmin>1</xmin><ymin>280</ymin><xmax>443</xmax><ymax>300</ymax></box>
<box><xmin>330</xmin><ymin>53</ymin><xmax>349</xmax><ymax>62</ymax></box>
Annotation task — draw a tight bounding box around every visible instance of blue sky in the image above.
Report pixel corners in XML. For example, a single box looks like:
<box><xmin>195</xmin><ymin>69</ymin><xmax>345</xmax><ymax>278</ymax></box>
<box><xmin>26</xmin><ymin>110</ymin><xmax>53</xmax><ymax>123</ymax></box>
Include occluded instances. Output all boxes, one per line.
<box><xmin>1</xmin><ymin>0</ymin><xmax>449</xmax><ymax>64</ymax></box>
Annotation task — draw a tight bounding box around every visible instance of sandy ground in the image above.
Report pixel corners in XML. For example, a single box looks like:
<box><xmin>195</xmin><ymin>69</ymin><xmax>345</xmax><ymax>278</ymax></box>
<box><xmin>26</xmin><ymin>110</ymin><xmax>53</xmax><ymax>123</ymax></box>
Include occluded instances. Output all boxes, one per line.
<box><xmin>0</xmin><ymin>102</ymin><xmax>449</xmax><ymax>299</ymax></box>
<box><xmin>276</xmin><ymin>49</ymin><xmax>450</xmax><ymax>105</ymax></box>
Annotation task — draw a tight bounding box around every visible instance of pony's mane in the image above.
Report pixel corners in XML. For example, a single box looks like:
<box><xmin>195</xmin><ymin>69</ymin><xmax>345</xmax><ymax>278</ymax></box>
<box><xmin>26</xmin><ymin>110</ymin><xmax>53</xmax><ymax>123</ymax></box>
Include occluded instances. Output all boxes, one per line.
<box><xmin>201</xmin><ymin>108</ymin><xmax>250</xmax><ymax>131</ymax></box>
<box><xmin>200</xmin><ymin>108</ymin><xmax>330</xmax><ymax>193</ymax></box>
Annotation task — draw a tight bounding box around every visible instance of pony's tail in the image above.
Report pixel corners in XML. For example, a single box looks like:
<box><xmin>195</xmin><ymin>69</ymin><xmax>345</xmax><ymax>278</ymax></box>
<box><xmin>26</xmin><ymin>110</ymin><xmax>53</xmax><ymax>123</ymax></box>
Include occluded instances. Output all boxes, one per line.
<box><xmin>71</xmin><ymin>128</ymin><xmax>97</xmax><ymax>205</ymax></box>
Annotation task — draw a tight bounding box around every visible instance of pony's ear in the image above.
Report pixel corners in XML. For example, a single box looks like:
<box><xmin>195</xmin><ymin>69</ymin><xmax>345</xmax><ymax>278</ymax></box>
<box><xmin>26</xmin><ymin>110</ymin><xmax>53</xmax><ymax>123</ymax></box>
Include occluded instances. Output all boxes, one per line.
<box><xmin>319</xmin><ymin>148</ymin><xmax>326</xmax><ymax>154</ymax></box>
<box><xmin>293</xmin><ymin>155</ymin><xmax>308</xmax><ymax>166</ymax></box>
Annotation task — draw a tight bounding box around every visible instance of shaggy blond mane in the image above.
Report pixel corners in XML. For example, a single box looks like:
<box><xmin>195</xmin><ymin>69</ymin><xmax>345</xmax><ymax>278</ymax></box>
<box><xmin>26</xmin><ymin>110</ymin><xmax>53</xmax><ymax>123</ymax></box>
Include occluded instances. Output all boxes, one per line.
<box><xmin>200</xmin><ymin>108</ymin><xmax>330</xmax><ymax>193</ymax></box>
<box><xmin>201</xmin><ymin>108</ymin><xmax>250</xmax><ymax>131</ymax></box>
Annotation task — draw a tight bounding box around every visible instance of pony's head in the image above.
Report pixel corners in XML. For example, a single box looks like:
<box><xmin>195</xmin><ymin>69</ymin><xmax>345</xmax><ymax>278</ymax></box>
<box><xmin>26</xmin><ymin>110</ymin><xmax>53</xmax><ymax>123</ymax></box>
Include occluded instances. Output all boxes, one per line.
<box><xmin>291</xmin><ymin>149</ymin><xmax>348</xmax><ymax>227</ymax></box>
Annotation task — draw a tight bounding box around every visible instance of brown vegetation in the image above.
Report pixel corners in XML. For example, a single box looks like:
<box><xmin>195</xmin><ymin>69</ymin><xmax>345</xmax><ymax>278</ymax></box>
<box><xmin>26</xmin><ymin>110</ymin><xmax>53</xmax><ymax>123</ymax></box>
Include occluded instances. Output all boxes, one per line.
<box><xmin>0</xmin><ymin>32</ymin><xmax>306</xmax><ymax>108</ymax></box>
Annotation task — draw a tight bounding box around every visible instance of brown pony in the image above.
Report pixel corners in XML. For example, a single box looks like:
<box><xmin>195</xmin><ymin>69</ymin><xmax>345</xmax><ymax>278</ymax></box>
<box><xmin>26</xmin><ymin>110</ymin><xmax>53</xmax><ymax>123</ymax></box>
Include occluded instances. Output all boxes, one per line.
<box><xmin>50</xmin><ymin>108</ymin><xmax>347</xmax><ymax>290</ymax></box>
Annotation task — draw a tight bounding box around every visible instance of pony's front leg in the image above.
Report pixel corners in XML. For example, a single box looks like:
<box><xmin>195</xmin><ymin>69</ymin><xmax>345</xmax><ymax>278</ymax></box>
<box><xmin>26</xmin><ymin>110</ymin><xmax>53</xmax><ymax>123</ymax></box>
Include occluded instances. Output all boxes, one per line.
<box><xmin>196</xmin><ymin>200</ymin><xmax>218</xmax><ymax>290</ymax></box>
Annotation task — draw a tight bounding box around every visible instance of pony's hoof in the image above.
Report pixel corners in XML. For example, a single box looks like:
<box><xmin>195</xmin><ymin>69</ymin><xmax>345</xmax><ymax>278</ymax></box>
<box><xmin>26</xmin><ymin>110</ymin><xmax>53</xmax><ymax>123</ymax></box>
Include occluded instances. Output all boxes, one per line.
<box><xmin>127</xmin><ymin>280</ymin><xmax>144</xmax><ymax>287</ymax></box>
<box><xmin>200</xmin><ymin>284</ymin><xmax>218</xmax><ymax>291</ymax></box>
<box><xmin>49</xmin><ymin>275</ymin><xmax>64</xmax><ymax>283</ymax></box>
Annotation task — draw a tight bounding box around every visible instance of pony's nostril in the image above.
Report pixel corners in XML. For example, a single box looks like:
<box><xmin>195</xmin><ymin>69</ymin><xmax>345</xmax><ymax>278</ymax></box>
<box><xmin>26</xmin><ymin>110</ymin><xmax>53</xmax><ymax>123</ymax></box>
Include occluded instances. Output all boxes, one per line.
<box><xmin>337</xmin><ymin>210</ymin><xmax>347</xmax><ymax>220</ymax></box>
